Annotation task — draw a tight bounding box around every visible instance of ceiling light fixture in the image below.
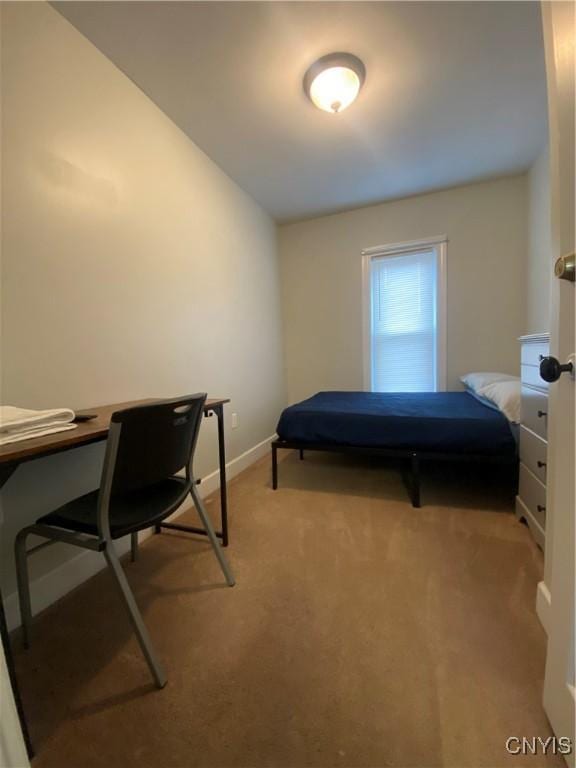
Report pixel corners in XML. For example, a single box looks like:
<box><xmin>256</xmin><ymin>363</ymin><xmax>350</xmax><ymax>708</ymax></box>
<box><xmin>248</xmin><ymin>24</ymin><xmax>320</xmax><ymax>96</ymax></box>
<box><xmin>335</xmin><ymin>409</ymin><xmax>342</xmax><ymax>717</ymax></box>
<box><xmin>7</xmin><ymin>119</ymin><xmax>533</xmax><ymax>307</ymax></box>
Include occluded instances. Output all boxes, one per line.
<box><xmin>303</xmin><ymin>52</ymin><xmax>366</xmax><ymax>114</ymax></box>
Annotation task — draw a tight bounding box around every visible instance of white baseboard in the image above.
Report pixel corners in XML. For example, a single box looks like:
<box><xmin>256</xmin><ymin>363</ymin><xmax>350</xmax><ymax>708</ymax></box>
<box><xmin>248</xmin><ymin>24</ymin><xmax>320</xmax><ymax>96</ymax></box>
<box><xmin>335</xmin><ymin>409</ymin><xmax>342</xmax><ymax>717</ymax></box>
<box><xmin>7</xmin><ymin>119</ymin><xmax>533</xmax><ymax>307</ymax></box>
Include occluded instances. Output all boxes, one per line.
<box><xmin>536</xmin><ymin>580</ymin><xmax>551</xmax><ymax>634</ymax></box>
<box><xmin>195</xmin><ymin>432</ymin><xmax>274</xmax><ymax>497</ymax></box>
<box><xmin>3</xmin><ymin>434</ymin><xmax>275</xmax><ymax>632</ymax></box>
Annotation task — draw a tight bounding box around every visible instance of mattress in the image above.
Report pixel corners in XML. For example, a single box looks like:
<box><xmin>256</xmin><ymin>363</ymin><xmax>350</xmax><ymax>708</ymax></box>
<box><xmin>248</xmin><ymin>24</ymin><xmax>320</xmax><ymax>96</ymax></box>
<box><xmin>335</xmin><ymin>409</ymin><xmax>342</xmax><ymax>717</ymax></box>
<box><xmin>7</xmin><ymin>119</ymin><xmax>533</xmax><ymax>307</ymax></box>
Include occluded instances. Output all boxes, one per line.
<box><xmin>276</xmin><ymin>391</ymin><xmax>517</xmax><ymax>457</ymax></box>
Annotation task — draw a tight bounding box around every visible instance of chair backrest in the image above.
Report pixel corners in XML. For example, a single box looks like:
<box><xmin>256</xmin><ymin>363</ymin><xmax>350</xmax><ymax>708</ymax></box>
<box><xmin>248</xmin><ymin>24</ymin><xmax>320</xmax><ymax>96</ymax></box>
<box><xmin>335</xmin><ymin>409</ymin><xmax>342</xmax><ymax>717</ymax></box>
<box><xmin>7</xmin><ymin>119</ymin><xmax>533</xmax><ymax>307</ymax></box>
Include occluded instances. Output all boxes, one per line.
<box><xmin>104</xmin><ymin>394</ymin><xmax>207</xmax><ymax>496</ymax></box>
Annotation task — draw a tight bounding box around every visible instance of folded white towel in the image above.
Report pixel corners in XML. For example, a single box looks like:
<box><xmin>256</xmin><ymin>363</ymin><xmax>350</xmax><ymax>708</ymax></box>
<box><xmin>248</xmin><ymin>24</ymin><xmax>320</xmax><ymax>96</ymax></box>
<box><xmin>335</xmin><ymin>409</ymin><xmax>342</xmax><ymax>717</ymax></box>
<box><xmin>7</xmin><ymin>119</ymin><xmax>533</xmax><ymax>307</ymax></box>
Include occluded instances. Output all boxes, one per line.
<box><xmin>0</xmin><ymin>406</ymin><xmax>77</xmax><ymax>446</ymax></box>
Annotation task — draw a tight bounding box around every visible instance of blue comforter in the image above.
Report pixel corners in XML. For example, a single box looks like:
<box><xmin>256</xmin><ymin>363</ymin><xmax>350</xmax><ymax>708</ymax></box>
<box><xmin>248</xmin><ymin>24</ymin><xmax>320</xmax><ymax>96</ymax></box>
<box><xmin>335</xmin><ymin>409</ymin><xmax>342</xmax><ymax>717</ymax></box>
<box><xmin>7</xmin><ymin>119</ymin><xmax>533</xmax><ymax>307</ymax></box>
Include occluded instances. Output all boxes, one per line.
<box><xmin>276</xmin><ymin>391</ymin><xmax>516</xmax><ymax>456</ymax></box>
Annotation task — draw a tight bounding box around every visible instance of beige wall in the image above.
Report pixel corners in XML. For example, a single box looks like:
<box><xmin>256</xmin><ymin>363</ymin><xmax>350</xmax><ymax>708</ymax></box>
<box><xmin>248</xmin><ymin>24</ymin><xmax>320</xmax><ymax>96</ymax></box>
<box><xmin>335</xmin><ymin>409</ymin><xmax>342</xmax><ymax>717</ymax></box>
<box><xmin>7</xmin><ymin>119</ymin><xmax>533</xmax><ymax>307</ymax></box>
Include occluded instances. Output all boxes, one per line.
<box><xmin>279</xmin><ymin>176</ymin><xmax>528</xmax><ymax>403</ymax></box>
<box><xmin>526</xmin><ymin>145</ymin><xmax>552</xmax><ymax>333</ymax></box>
<box><xmin>0</xmin><ymin>3</ymin><xmax>285</xmax><ymax>603</ymax></box>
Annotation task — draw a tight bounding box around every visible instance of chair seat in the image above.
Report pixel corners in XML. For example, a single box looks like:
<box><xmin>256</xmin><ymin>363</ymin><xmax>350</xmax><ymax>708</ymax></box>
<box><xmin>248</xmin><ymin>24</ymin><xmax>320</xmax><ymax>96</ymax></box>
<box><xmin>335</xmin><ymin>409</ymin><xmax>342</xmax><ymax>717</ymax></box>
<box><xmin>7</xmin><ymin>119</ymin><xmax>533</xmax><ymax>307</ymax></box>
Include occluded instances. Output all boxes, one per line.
<box><xmin>37</xmin><ymin>477</ymin><xmax>190</xmax><ymax>539</ymax></box>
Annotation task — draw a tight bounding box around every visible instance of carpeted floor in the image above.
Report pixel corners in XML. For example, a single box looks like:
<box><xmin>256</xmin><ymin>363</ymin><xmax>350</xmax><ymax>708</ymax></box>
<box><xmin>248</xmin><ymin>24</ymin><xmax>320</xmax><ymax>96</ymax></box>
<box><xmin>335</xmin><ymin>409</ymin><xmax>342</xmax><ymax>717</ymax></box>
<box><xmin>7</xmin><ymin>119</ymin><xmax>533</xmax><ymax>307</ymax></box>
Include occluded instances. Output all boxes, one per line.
<box><xmin>12</xmin><ymin>451</ymin><xmax>561</xmax><ymax>768</ymax></box>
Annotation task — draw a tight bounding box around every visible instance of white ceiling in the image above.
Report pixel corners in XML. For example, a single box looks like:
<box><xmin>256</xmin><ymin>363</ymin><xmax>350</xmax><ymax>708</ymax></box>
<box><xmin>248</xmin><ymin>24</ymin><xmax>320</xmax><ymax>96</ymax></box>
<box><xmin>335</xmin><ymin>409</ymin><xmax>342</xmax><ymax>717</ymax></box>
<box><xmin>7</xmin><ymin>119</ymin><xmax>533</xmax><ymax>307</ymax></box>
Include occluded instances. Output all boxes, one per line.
<box><xmin>54</xmin><ymin>1</ymin><xmax>547</xmax><ymax>223</ymax></box>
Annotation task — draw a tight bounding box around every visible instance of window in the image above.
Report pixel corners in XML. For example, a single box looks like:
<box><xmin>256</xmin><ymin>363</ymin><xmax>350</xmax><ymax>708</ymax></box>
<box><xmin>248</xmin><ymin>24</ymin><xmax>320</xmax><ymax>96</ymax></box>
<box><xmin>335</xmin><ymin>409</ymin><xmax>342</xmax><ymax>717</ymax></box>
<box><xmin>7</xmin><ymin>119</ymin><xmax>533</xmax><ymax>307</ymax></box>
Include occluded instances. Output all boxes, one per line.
<box><xmin>362</xmin><ymin>237</ymin><xmax>447</xmax><ymax>393</ymax></box>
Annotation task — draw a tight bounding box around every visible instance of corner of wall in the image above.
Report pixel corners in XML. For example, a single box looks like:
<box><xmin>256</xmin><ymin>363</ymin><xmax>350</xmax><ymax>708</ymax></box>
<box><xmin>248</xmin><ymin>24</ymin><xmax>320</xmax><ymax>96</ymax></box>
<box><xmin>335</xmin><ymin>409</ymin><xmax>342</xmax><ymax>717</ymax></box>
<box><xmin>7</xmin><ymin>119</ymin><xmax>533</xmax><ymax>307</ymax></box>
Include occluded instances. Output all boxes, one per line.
<box><xmin>526</xmin><ymin>142</ymin><xmax>552</xmax><ymax>335</ymax></box>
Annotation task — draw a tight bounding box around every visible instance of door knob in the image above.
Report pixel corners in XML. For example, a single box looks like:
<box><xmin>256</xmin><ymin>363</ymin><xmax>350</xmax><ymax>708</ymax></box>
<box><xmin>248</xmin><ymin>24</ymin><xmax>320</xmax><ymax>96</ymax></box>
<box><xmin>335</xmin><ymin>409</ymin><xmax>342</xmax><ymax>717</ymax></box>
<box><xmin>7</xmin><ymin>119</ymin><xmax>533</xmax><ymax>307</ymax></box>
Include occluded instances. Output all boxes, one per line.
<box><xmin>539</xmin><ymin>356</ymin><xmax>574</xmax><ymax>383</ymax></box>
<box><xmin>554</xmin><ymin>252</ymin><xmax>575</xmax><ymax>282</ymax></box>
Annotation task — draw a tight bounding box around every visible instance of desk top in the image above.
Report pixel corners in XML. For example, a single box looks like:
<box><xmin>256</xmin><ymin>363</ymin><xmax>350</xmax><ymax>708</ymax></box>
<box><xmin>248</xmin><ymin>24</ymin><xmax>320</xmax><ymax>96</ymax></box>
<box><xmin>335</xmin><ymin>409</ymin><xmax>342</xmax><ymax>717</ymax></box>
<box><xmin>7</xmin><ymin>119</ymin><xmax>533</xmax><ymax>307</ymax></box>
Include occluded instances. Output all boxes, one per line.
<box><xmin>0</xmin><ymin>398</ymin><xmax>229</xmax><ymax>467</ymax></box>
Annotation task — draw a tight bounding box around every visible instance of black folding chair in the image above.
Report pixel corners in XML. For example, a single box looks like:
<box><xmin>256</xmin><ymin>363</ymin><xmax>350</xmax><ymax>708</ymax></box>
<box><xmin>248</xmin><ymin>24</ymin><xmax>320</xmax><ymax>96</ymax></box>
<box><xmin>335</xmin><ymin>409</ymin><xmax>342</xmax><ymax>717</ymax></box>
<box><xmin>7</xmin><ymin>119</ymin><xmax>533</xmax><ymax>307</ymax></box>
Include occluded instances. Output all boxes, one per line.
<box><xmin>14</xmin><ymin>394</ymin><xmax>234</xmax><ymax>688</ymax></box>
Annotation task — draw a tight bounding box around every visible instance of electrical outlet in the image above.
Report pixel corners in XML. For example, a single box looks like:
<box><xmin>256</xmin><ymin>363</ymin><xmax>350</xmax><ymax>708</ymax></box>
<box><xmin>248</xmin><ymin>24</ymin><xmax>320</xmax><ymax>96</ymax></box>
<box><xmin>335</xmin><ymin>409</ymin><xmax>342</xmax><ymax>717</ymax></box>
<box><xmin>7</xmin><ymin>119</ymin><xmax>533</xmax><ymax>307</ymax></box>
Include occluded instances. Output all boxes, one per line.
<box><xmin>231</xmin><ymin>412</ymin><xmax>239</xmax><ymax>429</ymax></box>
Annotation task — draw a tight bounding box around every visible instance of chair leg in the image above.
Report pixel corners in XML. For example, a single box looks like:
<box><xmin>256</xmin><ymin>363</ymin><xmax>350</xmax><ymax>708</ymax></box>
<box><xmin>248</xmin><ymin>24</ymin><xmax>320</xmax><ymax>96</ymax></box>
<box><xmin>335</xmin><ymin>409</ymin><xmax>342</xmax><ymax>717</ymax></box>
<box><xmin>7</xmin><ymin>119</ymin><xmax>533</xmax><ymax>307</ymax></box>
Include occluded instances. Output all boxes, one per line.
<box><xmin>14</xmin><ymin>529</ymin><xmax>32</xmax><ymax>649</ymax></box>
<box><xmin>130</xmin><ymin>532</ymin><xmax>138</xmax><ymax>562</ymax></box>
<box><xmin>104</xmin><ymin>542</ymin><xmax>167</xmax><ymax>689</ymax></box>
<box><xmin>190</xmin><ymin>486</ymin><xmax>235</xmax><ymax>587</ymax></box>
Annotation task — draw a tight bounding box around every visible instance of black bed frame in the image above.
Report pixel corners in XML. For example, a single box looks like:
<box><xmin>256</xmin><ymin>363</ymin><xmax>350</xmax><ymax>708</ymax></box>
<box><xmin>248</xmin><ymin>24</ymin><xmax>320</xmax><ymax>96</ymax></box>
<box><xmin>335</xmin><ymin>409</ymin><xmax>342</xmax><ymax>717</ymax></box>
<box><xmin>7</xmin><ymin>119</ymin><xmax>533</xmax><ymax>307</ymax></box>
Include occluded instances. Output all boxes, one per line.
<box><xmin>271</xmin><ymin>439</ymin><xmax>518</xmax><ymax>507</ymax></box>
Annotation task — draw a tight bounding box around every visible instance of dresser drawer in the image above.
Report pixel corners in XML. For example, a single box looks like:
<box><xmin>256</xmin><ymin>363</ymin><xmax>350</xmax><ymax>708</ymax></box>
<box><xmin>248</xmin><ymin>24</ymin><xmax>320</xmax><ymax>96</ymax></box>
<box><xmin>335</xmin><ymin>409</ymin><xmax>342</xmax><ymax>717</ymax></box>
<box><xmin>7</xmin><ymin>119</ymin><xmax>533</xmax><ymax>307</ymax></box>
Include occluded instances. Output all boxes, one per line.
<box><xmin>521</xmin><ymin>386</ymin><xmax>548</xmax><ymax>439</ymax></box>
<box><xmin>521</xmin><ymin>342</ymin><xmax>549</xmax><ymax>367</ymax></box>
<box><xmin>518</xmin><ymin>463</ymin><xmax>547</xmax><ymax>529</ymax></box>
<box><xmin>515</xmin><ymin>497</ymin><xmax>545</xmax><ymax>548</ymax></box>
<box><xmin>521</xmin><ymin>364</ymin><xmax>549</xmax><ymax>391</ymax></box>
<box><xmin>519</xmin><ymin>426</ymin><xmax>547</xmax><ymax>483</ymax></box>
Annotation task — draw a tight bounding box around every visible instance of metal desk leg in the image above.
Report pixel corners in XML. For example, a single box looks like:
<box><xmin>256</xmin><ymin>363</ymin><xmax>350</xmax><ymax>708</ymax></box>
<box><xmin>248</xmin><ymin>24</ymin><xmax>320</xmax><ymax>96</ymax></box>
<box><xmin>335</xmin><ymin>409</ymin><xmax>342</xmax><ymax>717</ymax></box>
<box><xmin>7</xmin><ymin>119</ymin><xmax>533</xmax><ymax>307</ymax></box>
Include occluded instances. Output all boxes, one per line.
<box><xmin>215</xmin><ymin>405</ymin><xmax>229</xmax><ymax>547</ymax></box>
<box><xmin>159</xmin><ymin>405</ymin><xmax>229</xmax><ymax>544</ymax></box>
<box><xmin>0</xmin><ymin>464</ymin><xmax>34</xmax><ymax>759</ymax></box>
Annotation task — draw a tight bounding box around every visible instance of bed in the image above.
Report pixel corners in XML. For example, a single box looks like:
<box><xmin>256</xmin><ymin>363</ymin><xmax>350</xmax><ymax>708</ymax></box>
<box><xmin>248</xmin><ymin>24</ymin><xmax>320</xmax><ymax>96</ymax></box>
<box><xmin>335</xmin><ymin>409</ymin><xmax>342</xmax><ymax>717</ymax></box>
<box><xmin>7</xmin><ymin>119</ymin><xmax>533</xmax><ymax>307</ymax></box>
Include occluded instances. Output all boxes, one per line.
<box><xmin>271</xmin><ymin>390</ymin><xmax>518</xmax><ymax>506</ymax></box>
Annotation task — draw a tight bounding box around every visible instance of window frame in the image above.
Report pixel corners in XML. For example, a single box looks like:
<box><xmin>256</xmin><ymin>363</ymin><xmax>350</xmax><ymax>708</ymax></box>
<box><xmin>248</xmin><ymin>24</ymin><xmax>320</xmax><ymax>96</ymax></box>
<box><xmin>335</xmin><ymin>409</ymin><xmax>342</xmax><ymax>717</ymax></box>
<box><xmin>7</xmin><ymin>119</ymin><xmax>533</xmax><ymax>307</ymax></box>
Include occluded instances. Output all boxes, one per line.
<box><xmin>361</xmin><ymin>235</ymin><xmax>447</xmax><ymax>393</ymax></box>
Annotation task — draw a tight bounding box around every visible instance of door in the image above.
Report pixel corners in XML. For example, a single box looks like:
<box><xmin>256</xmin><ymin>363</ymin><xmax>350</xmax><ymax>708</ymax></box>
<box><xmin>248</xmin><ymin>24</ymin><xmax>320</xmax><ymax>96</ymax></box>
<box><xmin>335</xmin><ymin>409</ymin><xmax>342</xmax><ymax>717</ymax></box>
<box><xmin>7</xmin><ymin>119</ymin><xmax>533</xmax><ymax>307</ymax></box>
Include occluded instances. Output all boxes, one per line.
<box><xmin>0</xmin><ymin>642</ymin><xmax>30</xmax><ymax>768</ymax></box>
<box><xmin>541</xmin><ymin>2</ymin><xmax>575</xmax><ymax>762</ymax></box>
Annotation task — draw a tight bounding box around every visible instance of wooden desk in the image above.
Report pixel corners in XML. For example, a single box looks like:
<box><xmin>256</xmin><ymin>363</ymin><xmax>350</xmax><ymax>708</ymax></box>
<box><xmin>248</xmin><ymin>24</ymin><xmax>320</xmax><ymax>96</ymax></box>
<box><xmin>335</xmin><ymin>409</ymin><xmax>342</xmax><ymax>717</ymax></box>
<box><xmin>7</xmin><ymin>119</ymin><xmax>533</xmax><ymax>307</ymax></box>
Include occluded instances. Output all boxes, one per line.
<box><xmin>0</xmin><ymin>396</ymin><xmax>230</xmax><ymax>757</ymax></box>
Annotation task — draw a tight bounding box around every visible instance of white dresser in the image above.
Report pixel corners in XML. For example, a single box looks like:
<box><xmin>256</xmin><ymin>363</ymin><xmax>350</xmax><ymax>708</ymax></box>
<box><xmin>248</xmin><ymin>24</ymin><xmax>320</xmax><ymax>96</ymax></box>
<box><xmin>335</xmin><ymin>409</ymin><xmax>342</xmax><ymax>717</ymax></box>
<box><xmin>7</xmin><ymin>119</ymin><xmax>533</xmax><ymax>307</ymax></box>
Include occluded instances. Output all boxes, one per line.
<box><xmin>516</xmin><ymin>333</ymin><xmax>550</xmax><ymax>547</ymax></box>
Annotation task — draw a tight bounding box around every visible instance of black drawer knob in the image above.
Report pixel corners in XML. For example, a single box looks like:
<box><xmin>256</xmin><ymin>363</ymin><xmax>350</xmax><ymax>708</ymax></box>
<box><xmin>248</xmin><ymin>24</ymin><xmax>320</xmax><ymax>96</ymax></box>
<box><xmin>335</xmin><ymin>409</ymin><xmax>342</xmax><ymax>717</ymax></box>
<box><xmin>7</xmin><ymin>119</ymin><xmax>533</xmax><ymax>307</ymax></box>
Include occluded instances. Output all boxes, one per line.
<box><xmin>537</xmin><ymin>460</ymin><xmax>547</xmax><ymax>468</ymax></box>
<box><xmin>537</xmin><ymin>504</ymin><xmax>546</xmax><ymax>513</ymax></box>
<box><xmin>537</xmin><ymin>410</ymin><xmax>547</xmax><ymax>418</ymax></box>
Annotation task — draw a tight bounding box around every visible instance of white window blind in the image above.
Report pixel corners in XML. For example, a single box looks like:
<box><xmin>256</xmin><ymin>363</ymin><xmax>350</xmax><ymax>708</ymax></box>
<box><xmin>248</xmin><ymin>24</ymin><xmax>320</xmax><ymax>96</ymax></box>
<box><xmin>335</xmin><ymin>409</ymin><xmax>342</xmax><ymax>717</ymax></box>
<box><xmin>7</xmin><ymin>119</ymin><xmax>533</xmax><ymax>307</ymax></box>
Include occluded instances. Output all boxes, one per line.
<box><xmin>370</xmin><ymin>249</ymin><xmax>439</xmax><ymax>392</ymax></box>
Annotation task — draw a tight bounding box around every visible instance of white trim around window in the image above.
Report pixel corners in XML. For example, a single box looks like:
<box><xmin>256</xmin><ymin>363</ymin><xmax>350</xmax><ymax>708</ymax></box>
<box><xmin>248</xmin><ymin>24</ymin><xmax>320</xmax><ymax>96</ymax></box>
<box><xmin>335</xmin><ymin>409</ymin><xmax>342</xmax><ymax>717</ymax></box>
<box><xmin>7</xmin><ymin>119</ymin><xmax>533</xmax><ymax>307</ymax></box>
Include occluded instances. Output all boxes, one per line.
<box><xmin>362</xmin><ymin>235</ymin><xmax>447</xmax><ymax>392</ymax></box>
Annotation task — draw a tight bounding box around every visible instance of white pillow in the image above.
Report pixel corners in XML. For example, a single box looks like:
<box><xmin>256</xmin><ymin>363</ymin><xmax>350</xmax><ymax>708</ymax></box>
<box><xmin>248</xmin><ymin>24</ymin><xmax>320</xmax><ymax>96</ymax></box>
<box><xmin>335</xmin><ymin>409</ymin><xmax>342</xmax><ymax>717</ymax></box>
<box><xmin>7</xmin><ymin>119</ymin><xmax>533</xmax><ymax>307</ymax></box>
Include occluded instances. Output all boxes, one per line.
<box><xmin>479</xmin><ymin>379</ymin><xmax>521</xmax><ymax>423</ymax></box>
<box><xmin>460</xmin><ymin>371</ymin><xmax>518</xmax><ymax>394</ymax></box>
